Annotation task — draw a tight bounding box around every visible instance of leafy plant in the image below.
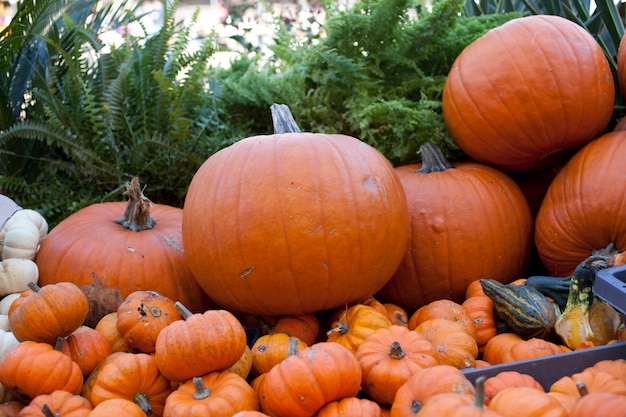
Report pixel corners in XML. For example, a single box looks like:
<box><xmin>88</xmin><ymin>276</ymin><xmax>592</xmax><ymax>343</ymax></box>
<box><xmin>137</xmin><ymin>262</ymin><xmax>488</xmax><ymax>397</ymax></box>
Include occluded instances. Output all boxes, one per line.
<box><xmin>0</xmin><ymin>0</ymin><xmax>243</xmax><ymax>226</ymax></box>
<box><xmin>214</xmin><ymin>0</ymin><xmax>523</xmax><ymax>166</ymax></box>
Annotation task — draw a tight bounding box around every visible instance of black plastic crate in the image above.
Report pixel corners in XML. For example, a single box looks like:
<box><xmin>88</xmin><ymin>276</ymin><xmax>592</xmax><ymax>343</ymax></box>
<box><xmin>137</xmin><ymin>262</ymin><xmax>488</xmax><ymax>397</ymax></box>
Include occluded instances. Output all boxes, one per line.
<box><xmin>595</xmin><ymin>265</ymin><xmax>626</xmax><ymax>315</ymax></box>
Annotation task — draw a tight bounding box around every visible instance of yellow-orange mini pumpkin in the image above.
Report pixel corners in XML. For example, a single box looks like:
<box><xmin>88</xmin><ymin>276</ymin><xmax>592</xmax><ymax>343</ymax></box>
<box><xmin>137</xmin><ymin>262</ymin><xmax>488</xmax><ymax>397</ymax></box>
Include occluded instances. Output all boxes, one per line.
<box><xmin>182</xmin><ymin>105</ymin><xmax>409</xmax><ymax>316</ymax></box>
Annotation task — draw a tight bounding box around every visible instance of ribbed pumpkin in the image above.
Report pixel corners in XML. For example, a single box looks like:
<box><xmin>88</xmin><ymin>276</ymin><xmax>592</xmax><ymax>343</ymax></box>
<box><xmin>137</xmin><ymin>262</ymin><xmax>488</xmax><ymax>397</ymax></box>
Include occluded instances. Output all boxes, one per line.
<box><xmin>442</xmin><ymin>15</ymin><xmax>614</xmax><ymax>173</ymax></box>
<box><xmin>535</xmin><ymin>131</ymin><xmax>626</xmax><ymax>276</ymax></box>
<box><xmin>376</xmin><ymin>143</ymin><xmax>532</xmax><ymax>311</ymax></box>
<box><xmin>35</xmin><ymin>178</ymin><xmax>211</xmax><ymax>327</ymax></box>
<box><xmin>182</xmin><ymin>104</ymin><xmax>409</xmax><ymax>316</ymax></box>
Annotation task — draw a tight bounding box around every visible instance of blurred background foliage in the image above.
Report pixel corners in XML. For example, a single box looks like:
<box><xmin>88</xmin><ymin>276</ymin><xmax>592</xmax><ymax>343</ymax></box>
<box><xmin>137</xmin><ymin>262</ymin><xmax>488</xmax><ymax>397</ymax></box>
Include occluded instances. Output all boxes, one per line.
<box><xmin>0</xmin><ymin>0</ymin><xmax>623</xmax><ymax>227</ymax></box>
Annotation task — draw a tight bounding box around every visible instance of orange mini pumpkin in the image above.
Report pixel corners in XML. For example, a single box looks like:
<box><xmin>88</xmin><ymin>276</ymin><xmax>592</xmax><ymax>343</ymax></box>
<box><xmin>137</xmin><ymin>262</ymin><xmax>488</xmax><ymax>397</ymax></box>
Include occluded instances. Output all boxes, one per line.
<box><xmin>258</xmin><ymin>342</ymin><xmax>362</xmax><ymax>417</ymax></box>
<box><xmin>251</xmin><ymin>333</ymin><xmax>306</xmax><ymax>376</ymax></box>
<box><xmin>326</xmin><ymin>303</ymin><xmax>393</xmax><ymax>353</ymax></box>
<box><xmin>8</xmin><ymin>282</ymin><xmax>89</xmax><ymax>344</ymax></box>
<box><xmin>355</xmin><ymin>325</ymin><xmax>439</xmax><ymax>405</ymax></box>
<box><xmin>18</xmin><ymin>390</ymin><xmax>93</xmax><ymax>417</ymax></box>
<box><xmin>163</xmin><ymin>372</ymin><xmax>258</xmax><ymax>417</ymax></box>
<box><xmin>115</xmin><ymin>290</ymin><xmax>181</xmax><ymax>353</ymax></box>
<box><xmin>0</xmin><ymin>341</ymin><xmax>83</xmax><ymax>404</ymax></box>
<box><xmin>154</xmin><ymin>303</ymin><xmax>247</xmax><ymax>382</ymax></box>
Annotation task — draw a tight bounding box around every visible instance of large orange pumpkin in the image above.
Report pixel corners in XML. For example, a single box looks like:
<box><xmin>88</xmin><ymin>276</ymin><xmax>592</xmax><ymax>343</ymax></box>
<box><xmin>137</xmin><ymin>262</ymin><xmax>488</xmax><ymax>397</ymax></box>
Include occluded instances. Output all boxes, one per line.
<box><xmin>376</xmin><ymin>142</ymin><xmax>532</xmax><ymax>311</ymax></box>
<box><xmin>442</xmin><ymin>15</ymin><xmax>614</xmax><ymax>173</ymax></box>
<box><xmin>182</xmin><ymin>104</ymin><xmax>409</xmax><ymax>316</ymax></box>
<box><xmin>535</xmin><ymin>132</ymin><xmax>626</xmax><ymax>276</ymax></box>
<box><xmin>35</xmin><ymin>178</ymin><xmax>211</xmax><ymax>327</ymax></box>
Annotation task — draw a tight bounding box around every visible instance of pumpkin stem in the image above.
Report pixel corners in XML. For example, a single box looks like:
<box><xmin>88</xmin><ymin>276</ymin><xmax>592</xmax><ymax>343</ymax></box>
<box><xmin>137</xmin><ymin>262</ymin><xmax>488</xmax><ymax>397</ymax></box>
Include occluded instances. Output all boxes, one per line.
<box><xmin>287</xmin><ymin>337</ymin><xmax>301</xmax><ymax>356</ymax></box>
<box><xmin>576</xmin><ymin>380</ymin><xmax>590</xmax><ymax>397</ymax></box>
<box><xmin>417</xmin><ymin>142</ymin><xmax>454</xmax><ymax>173</ymax></box>
<box><xmin>133</xmin><ymin>392</ymin><xmax>152</xmax><ymax>415</ymax></box>
<box><xmin>388</xmin><ymin>341</ymin><xmax>406</xmax><ymax>359</ymax></box>
<box><xmin>41</xmin><ymin>404</ymin><xmax>56</xmax><ymax>417</ymax></box>
<box><xmin>27</xmin><ymin>281</ymin><xmax>41</xmax><ymax>292</ymax></box>
<box><xmin>54</xmin><ymin>336</ymin><xmax>65</xmax><ymax>351</ymax></box>
<box><xmin>114</xmin><ymin>177</ymin><xmax>156</xmax><ymax>232</ymax></box>
<box><xmin>270</xmin><ymin>104</ymin><xmax>302</xmax><ymax>134</ymax></box>
<box><xmin>174</xmin><ymin>301</ymin><xmax>193</xmax><ymax>320</ymax></box>
<box><xmin>192</xmin><ymin>376</ymin><xmax>212</xmax><ymax>400</ymax></box>
<box><xmin>473</xmin><ymin>376</ymin><xmax>487</xmax><ymax>410</ymax></box>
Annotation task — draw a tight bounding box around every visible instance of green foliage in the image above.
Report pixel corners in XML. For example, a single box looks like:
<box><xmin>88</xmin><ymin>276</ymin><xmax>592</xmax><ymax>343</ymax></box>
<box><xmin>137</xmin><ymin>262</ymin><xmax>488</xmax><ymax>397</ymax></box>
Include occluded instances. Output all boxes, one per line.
<box><xmin>215</xmin><ymin>0</ymin><xmax>522</xmax><ymax>165</ymax></box>
<box><xmin>0</xmin><ymin>0</ymin><xmax>243</xmax><ymax>226</ymax></box>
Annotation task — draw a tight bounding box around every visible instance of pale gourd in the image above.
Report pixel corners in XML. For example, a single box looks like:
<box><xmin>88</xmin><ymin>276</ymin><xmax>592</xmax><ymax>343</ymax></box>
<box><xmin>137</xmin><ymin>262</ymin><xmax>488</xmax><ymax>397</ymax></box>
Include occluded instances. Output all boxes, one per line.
<box><xmin>0</xmin><ymin>258</ymin><xmax>39</xmax><ymax>297</ymax></box>
<box><xmin>4</xmin><ymin>209</ymin><xmax>48</xmax><ymax>244</ymax></box>
<box><xmin>0</xmin><ymin>329</ymin><xmax>18</xmax><ymax>362</ymax></box>
<box><xmin>1</xmin><ymin>219</ymin><xmax>41</xmax><ymax>260</ymax></box>
<box><xmin>0</xmin><ymin>315</ymin><xmax>8</xmax><ymax>332</ymax></box>
<box><xmin>0</xmin><ymin>293</ymin><xmax>21</xmax><ymax>315</ymax></box>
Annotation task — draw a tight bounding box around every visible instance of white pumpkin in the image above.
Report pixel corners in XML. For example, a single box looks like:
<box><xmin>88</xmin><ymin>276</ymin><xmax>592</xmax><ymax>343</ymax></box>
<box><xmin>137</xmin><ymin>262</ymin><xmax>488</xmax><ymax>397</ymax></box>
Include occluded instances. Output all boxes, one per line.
<box><xmin>1</xmin><ymin>219</ymin><xmax>41</xmax><ymax>260</ymax></box>
<box><xmin>0</xmin><ymin>329</ymin><xmax>18</xmax><ymax>362</ymax></box>
<box><xmin>0</xmin><ymin>315</ymin><xmax>9</xmax><ymax>332</ymax></box>
<box><xmin>4</xmin><ymin>209</ymin><xmax>48</xmax><ymax>243</ymax></box>
<box><xmin>0</xmin><ymin>293</ymin><xmax>21</xmax><ymax>315</ymax></box>
<box><xmin>0</xmin><ymin>258</ymin><xmax>39</xmax><ymax>297</ymax></box>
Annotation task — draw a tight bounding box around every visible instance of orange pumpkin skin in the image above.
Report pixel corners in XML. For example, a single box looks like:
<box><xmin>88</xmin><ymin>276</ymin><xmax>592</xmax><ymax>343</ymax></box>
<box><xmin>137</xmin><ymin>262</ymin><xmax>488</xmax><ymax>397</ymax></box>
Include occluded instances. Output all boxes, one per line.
<box><xmin>154</xmin><ymin>308</ymin><xmax>247</xmax><ymax>383</ymax></box>
<box><xmin>0</xmin><ymin>342</ymin><xmax>83</xmax><ymax>404</ymax></box>
<box><xmin>355</xmin><ymin>325</ymin><xmax>439</xmax><ymax>405</ymax></box>
<box><xmin>483</xmin><ymin>371</ymin><xmax>544</xmax><ymax>405</ymax></box>
<box><xmin>163</xmin><ymin>372</ymin><xmax>258</xmax><ymax>417</ymax></box>
<box><xmin>9</xmin><ymin>282</ymin><xmax>89</xmax><ymax>345</ymax></box>
<box><xmin>60</xmin><ymin>328</ymin><xmax>113</xmax><ymax>378</ymax></box>
<box><xmin>182</xmin><ymin>132</ymin><xmax>410</xmax><ymax>316</ymax></box>
<box><xmin>36</xmin><ymin>196</ymin><xmax>211</xmax><ymax>327</ymax></box>
<box><xmin>94</xmin><ymin>312</ymin><xmax>131</xmax><ymax>353</ymax></box>
<box><xmin>389</xmin><ymin>365</ymin><xmax>475</xmax><ymax>417</ymax></box>
<box><xmin>443</xmin><ymin>15</ymin><xmax>614</xmax><ymax>173</ymax></box>
<box><xmin>415</xmin><ymin>318</ymin><xmax>478</xmax><ymax>369</ymax></box>
<box><xmin>489</xmin><ymin>387</ymin><xmax>567</xmax><ymax>417</ymax></box>
<box><xmin>326</xmin><ymin>304</ymin><xmax>393</xmax><ymax>354</ymax></box>
<box><xmin>376</xmin><ymin>158</ymin><xmax>532</xmax><ymax>311</ymax></box>
<box><xmin>251</xmin><ymin>333</ymin><xmax>307</xmax><ymax>376</ymax></box>
<box><xmin>115</xmin><ymin>290</ymin><xmax>181</xmax><ymax>354</ymax></box>
<box><xmin>83</xmin><ymin>352</ymin><xmax>173</xmax><ymax>417</ymax></box>
<box><xmin>316</xmin><ymin>397</ymin><xmax>383</xmax><ymax>417</ymax></box>
<box><xmin>535</xmin><ymin>132</ymin><xmax>626</xmax><ymax>276</ymax></box>
<box><xmin>18</xmin><ymin>390</ymin><xmax>93</xmax><ymax>417</ymax></box>
<box><xmin>258</xmin><ymin>342</ymin><xmax>362</xmax><ymax>417</ymax></box>
<box><xmin>88</xmin><ymin>398</ymin><xmax>146</xmax><ymax>417</ymax></box>
<box><xmin>570</xmin><ymin>391</ymin><xmax>626</xmax><ymax>417</ymax></box>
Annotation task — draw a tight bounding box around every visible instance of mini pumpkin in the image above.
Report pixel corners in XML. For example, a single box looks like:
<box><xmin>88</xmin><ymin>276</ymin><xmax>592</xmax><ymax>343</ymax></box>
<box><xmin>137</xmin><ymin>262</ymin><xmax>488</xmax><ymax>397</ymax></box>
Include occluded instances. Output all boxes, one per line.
<box><xmin>355</xmin><ymin>325</ymin><xmax>439</xmax><ymax>405</ymax></box>
<box><xmin>415</xmin><ymin>318</ymin><xmax>478</xmax><ymax>369</ymax></box>
<box><xmin>59</xmin><ymin>328</ymin><xmax>113</xmax><ymax>378</ymax></box>
<box><xmin>88</xmin><ymin>398</ymin><xmax>146</xmax><ymax>417</ymax></box>
<box><xmin>163</xmin><ymin>372</ymin><xmax>258</xmax><ymax>417</ymax></box>
<box><xmin>0</xmin><ymin>341</ymin><xmax>83</xmax><ymax>403</ymax></box>
<box><xmin>316</xmin><ymin>397</ymin><xmax>383</xmax><ymax>417</ymax></box>
<box><xmin>488</xmin><ymin>386</ymin><xmax>567</xmax><ymax>417</ymax></box>
<box><xmin>258</xmin><ymin>341</ymin><xmax>362</xmax><ymax>417</ymax></box>
<box><xmin>8</xmin><ymin>282</ymin><xmax>89</xmax><ymax>344</ymax></box>
<box><xmin>115</xmin><ymin>290</ymin><xmax>181</xmax><ymax>353</ymax></box>
<box><xmin>251</xmin><ymin>333</ymin><xmax>306</xmax><ymax>376</ymax></box>
<box><xmin>17</xmin><ymin>390</ymin><xmax>93</xmax><ymax>417</ymax></box>
<box><xmin>82</xmin><ymin>352</ymin><xmax>173</xmax><ymax>417</ymax></box>
<box><xmin>326</xmin><ymin>303</ymin><xmax>392</xmax><ymax>353</ymax></box>
<box><xmin>154</xmin><ymin>302</ymin><xmax>247</xmax><ymax>382</ymax></box>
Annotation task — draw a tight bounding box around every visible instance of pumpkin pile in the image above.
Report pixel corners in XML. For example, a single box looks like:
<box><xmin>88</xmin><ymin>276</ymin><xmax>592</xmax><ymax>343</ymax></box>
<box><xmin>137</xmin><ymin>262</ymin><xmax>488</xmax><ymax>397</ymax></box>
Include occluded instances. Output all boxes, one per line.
<box><xmin>0</xmin><ymin>12</ymin><xmax>626</xmax><ymax>417</ymax></box>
